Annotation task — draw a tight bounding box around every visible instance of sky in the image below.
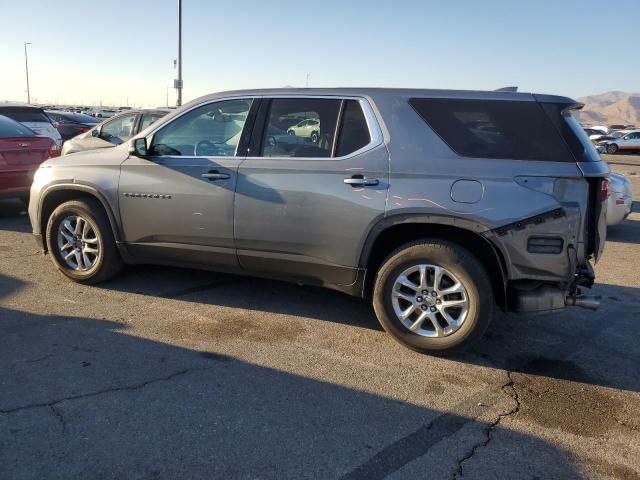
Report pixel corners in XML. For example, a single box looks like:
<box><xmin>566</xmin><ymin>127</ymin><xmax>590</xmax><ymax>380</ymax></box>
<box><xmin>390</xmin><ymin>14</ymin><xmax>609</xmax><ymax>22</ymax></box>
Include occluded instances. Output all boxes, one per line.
<box><xmin>1</xmin><ymin>0</ymin><xmax>638</xmax><ymax>107</ymax></box>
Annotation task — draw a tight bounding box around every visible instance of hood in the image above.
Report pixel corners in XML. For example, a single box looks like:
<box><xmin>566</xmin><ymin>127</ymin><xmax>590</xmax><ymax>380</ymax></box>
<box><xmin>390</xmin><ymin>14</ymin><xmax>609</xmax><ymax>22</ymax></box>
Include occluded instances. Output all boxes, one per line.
<box><xmin>43</xmin><ymin>142</ymin><xmax>129</xmax><ymax>168</ymax></box>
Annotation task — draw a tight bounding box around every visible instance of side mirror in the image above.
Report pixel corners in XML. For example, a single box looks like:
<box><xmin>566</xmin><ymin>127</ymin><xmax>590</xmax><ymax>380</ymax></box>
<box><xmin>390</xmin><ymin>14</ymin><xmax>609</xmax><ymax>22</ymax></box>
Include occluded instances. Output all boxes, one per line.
<box><xmin>91</xmin><ymin>128</ymin><xmax>100</xmax><ymax>138</ymax></box>
<box><xmin>128</xmin><ymin>137</ymin><xmax>148</xmax><ymax>157</ymax></box>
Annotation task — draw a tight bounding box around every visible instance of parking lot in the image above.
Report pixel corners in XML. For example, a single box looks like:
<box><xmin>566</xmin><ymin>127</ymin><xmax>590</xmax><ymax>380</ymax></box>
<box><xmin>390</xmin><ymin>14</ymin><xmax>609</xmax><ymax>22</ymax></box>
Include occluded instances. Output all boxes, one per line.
<box><xmin>0</xmin><ymin>156</ymin><xmax>638</xmax><ymax>479</ymax></box>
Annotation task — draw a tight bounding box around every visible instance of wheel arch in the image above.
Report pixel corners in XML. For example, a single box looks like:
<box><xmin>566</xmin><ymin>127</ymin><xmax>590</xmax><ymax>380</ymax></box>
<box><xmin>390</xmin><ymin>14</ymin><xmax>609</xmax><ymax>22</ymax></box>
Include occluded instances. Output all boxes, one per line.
<box><xmin>39</xmin><ymin>184</ymin><xmax>121</xmax><ymax>253</ymax></box>
<box><xmin>359</xmin><ymin>216</ymin><xmax>508</xmax><ymax>310</ymax></box>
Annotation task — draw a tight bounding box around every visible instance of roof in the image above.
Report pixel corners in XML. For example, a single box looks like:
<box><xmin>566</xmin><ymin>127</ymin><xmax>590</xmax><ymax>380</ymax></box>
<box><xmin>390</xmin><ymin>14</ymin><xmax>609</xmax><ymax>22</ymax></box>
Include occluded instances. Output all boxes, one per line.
<box><xmin>180</xmin><ymin>87</ymin><xmax>578</xmax><ymax>108</ymax></box>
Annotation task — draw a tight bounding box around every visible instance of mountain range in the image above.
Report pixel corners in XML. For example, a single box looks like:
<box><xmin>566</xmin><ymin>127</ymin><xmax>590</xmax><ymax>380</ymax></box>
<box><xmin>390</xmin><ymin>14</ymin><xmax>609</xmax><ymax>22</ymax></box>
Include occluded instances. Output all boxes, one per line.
<box><xmin>575</xmin><ymin>91</ymin><xmax>640</xmax><ymax>126</ymax></box>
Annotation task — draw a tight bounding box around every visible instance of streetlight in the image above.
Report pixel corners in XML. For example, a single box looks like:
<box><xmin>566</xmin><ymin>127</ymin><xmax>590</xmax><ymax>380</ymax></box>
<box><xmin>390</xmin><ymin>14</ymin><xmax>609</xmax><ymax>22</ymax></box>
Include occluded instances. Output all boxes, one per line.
<box><xmin>175</xmin><ymin>0</ymin><xmax>183</xmax><ymax>106</ymax></box>
<box><xmin>24</xmin><ymin>42</ymin><xmax>32</xmax><ymax>104</ymax></box>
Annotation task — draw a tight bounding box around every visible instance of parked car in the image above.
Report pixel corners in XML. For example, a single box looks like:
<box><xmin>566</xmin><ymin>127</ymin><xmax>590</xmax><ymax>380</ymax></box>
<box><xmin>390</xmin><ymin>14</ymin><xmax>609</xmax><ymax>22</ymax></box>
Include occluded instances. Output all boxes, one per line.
<box><xmin>61</xmin><ymin>109</ymin><xmax>169</xmax><ymax>155</ymax></box>
<box><xmin>96</xmin><ymin>109</ymin><xmax>119</xmax><ymax>118</ymax></box>
<box><xmin>600</xmin><ymin>129</ymin><xmax>640</xmax><ymax>154</ymax></box>
<box><xmin>287</xmin><ymin>118</ymin><xmax>321</xmax><ymax>143</ymax></box>
<box><xmin>584</xmin><ymin>128</ymin><xmax>608</xmax><ymax>142</ymax></box>
<box><xmin>607</xmin><ymin>172</ymin><xmax>633</xmax><ymax>226</ymax></box>
<box><xmin>0</xmin><ymin>103</ymin><xmax>62</xmax><ymax>148</ymax></box>
<box><xmin>0</xmin><ymin>115</ymin><xmax>57</xmax><ymax>202</ymax></box>
<box><xmin>28</xmin><ymin>88</ymin><xmax>609</xmax><ymax>355</ymax></box>
<box><xmin>46</xmin><ymin>111</ymin><xmax>100</xmax><ymax>142</ymax></box>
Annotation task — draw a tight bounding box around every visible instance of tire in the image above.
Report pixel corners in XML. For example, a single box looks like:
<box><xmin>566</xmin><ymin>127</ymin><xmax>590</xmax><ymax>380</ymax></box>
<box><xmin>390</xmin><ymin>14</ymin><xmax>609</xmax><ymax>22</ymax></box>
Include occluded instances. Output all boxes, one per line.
<box><xmin>287</xmin><ymin>129</ymin><xmax>295</xmax><ymax>136</ymax></box>
<box><xmin>606</xmin><ymin>143</ymin><xmax>618</xmax><ymax>154</ymax></box>
<box><xmin>310</xmin><ymin>131</ymin><xmax>319</xmax><ymax>143</ymax></box>
<box><xmin>373</xmin><ymin>239</ymin><xmax>493</xmax><ymax>355</ymax></box>
<box><xmin>45</xmin><ymin>198</ymin><xmax>123</xmax><ymax>284</ymax></box>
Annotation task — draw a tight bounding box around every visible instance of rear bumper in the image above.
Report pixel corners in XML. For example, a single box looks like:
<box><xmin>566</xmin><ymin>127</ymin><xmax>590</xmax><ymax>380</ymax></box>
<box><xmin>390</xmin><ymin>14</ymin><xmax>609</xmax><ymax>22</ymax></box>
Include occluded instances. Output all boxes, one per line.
<box><xmin>509</xmin><ymin>261</ymin><xmax>599</xmax><ymax>314</ymax></box>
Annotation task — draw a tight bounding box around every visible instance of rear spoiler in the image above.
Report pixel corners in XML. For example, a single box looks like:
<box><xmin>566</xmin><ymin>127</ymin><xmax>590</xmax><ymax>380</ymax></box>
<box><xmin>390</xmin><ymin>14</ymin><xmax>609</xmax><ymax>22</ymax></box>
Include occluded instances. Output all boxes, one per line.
<box><xmin>494</xmin><ymin>86</ymin><xmax>518</xmax><ymax>92</ymax></box>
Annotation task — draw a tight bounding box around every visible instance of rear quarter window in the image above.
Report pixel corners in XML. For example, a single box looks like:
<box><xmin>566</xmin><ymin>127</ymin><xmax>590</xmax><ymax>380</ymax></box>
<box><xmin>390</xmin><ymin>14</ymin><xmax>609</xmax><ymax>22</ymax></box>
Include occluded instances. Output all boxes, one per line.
<box><xmin>409</xmin><ymin>98</ymin><xmax>575</xmax><ymax>162</ymax></box>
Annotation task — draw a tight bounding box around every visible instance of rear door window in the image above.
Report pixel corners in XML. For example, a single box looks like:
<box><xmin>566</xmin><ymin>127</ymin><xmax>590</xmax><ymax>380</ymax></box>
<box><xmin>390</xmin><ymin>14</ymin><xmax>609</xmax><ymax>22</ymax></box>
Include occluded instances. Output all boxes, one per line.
<box><xmin>258</xmin><ymin>98</ymin><xmax>373</xmax><ymax>158</ymax></box>
<box><xmin>261</xmin><ymin>98</ymin><xmax>341</xmax><ymax>158</ymax></box>
<box><xmin>409</xmin><ymin>98</ymin><xmax>575</xmax><ymax>162</ymax></box>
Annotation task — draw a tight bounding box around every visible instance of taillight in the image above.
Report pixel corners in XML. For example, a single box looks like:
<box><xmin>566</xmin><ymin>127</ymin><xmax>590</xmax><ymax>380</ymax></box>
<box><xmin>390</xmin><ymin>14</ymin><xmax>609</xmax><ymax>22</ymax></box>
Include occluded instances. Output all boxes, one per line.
<box><xmin>600</xmin><ymin>178</ymin><xmax>610</xmax><ymax>202</ymax></box>
<box><xmin>76</xmin><ymin>126</ymin><xmax>90</xmax><ymax>134</ymax></box>
<box><xmin>48</xmin><ymin>145</ymin><xmax>61</xmax><ymax>158</ymax></box>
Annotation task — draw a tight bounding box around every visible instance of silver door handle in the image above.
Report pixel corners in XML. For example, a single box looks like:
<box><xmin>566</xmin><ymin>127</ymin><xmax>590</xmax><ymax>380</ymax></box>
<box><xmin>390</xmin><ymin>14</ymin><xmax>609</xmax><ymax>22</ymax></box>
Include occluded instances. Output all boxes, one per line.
<box><xmin>344</xmin><ymin>177</ymin><xmax>379</xmax><ymax>186</ymax></box>
<box><xmin>202</xmin><ymin>172</ymin><xmax>230</xmax><ymax>181</ymax></box>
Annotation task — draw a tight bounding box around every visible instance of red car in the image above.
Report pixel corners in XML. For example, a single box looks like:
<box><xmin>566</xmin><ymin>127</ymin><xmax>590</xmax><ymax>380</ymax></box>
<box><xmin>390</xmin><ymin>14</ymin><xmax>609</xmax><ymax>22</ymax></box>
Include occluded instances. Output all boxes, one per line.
<box><xmin>0</xmin><ymin>114</ymin><xmax>59</xmax><ymax>202</ymax></box>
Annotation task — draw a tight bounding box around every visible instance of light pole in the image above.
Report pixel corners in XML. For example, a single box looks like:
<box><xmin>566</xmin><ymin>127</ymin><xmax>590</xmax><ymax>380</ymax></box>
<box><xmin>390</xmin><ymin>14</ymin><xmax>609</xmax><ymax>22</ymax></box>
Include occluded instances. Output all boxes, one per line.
<box><xmin>24</xmin><ymin>42</ymin><xmax>32</xmax><ymax>104</ymax></box>
<box><xmin>176</xmin><ymin>0</ymin><xmax>183</xmax><ymax>106</ymax></box>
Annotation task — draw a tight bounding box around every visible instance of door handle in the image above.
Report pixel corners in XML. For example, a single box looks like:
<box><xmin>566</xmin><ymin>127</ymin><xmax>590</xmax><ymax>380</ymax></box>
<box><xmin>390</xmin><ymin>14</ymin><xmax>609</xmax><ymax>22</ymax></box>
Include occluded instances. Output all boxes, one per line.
<box><xmin>202</xmin><ymin>171</ymin><xmax>230</xmax><ymax>181</ymax></box>
<box><xmin>344</xmin><ymin>175</ymin><xmax>379</xmax><ymax>187</ymax></box>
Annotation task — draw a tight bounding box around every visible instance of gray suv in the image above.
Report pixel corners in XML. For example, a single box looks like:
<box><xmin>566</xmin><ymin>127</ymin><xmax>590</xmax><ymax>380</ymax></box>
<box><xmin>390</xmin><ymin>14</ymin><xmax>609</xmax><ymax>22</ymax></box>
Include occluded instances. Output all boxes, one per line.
<box><xmin>28</xmin><ymin>88</ymin><xmax>609</xmax><ymax>354</ymax></box>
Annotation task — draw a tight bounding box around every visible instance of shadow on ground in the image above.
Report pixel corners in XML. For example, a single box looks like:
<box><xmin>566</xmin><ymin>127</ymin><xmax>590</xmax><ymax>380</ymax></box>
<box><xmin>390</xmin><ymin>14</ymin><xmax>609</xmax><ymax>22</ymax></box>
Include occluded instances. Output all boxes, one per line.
<box><xmin>0</xmin><ymin>273</ymin><xmax>582</xmax><ymax>479</ymax></box>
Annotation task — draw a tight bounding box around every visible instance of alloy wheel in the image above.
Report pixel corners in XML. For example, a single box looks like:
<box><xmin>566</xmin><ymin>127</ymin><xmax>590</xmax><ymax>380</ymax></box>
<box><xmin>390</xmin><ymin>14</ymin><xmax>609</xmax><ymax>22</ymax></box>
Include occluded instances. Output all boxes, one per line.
<box><xmin>57</xmin><ymin>215</ymin><xmax>101</xmax><ymax>271</ymax></box>
<box><xmin>391</xmin><ymin>264</ymin><xmax>469</xmax><ymax>337</ymax></box>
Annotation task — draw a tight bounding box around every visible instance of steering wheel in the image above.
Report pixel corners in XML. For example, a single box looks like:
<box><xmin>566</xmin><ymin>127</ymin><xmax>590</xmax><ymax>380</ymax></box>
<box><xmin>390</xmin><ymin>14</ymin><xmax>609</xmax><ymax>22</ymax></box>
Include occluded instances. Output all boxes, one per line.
<box><xmin>194</xmin><ymin>140</ymin><xmax>219</xmax><ymax>156</ymax></box>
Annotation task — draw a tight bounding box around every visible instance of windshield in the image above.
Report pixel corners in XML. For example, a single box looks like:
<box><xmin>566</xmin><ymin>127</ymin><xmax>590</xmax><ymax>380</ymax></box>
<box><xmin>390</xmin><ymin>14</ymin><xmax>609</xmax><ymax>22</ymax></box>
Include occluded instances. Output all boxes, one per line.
<box><xmin>610</xmin><ymin>131</ymin><xmax>625</xmax><ymax>139</ymax></box>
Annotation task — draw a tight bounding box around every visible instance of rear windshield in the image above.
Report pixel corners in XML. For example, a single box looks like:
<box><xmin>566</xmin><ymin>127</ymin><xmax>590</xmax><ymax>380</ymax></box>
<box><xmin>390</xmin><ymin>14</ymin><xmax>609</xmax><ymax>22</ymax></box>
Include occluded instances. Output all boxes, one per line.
<box><xmin>58</xmin><ymin>112</ymin><xmax>100</xmax><ymax>124</ymax></box>
<box><xmin>0</xmin><ymin>115</ymin><xmax>36</xmax><ymax>138</ymax></box>
<box><xmin>409</xmin><ymin>98</ymin><xmax>575</xmax><ymax>162</ymax></box>
<box><xmin>0</xmin><ymin>107</ymin><xmax>51</xmax><ymax>123</ymax></box>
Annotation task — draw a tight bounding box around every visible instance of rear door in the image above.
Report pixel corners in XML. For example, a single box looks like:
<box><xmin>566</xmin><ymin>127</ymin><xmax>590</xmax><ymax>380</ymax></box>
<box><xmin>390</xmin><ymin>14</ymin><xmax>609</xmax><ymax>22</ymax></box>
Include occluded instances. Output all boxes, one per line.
<box><xmin>118</xmin><ymin>97</ymin><xmax>256</xmax><ymax>268</ymax></box>
<box><xmin>234</xmin><ymin>96</ymin><xmax>389</xmax><ymax>286</ymax></box>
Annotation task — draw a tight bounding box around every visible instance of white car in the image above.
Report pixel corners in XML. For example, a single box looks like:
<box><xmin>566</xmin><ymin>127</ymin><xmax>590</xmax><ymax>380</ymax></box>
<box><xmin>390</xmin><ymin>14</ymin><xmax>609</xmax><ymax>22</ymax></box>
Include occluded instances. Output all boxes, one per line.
<box><xmin>601</xmin><ymin>130</ymin><xmax>640</xmax><ymax>154</ymax></box>
<box><xmin>93</xmin><ymin>109</ymin><xmax>118</xmax><ymax>119</ymax></box>
<box><xmin>0</xmin><ymin>103</ymin><xmax>62</xmax><ymax>148</ymax></box>
<box><xmin>287</xmin><ymin>118</ymin><xmax>321</xmax><ymax>143</ymax></box>
<box><xmin>607</xmin><ymin>172</ymin><xmax>633</xmax><ymax>226</ymax></box>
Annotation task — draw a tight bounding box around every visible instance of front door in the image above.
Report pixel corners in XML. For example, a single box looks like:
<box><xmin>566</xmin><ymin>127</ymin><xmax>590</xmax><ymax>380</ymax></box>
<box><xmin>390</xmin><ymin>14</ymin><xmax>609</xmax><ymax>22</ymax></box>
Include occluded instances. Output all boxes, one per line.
<box><xmin>234</xmin><ymin>97</ymin><xmax>389</xmax><ymax>286</ymax></box>
<box><xmin>118</xmin><ymin>97</ymin><xmax>255</xmax><ymax>268</ymax></box>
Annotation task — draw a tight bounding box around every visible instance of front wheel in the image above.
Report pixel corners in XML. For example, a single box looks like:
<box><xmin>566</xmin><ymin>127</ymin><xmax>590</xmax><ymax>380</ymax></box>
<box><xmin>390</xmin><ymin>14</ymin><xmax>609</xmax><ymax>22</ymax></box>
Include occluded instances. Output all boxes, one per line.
<box><xmin>606</xmin><ymin>143</ymin><xmax>618</xmax><ymax>154</ymax></box>
<box><xmin>373</xmin><ymin>239</ymin><xmax>493</xmax><ymax>355</ymax></box>
<box><xmin>45</xmin><ymin>198</ymin><xmax>123</xmax><ymax>284</ymax></box>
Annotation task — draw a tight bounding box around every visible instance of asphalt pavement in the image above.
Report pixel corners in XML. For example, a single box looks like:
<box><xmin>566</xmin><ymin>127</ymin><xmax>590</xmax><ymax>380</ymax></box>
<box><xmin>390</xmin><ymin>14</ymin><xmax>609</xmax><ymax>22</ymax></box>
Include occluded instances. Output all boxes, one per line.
<box><xmin>1</xmin><ymin>161</ymin><xmax>639</xmax><ymax>480</ymax></box>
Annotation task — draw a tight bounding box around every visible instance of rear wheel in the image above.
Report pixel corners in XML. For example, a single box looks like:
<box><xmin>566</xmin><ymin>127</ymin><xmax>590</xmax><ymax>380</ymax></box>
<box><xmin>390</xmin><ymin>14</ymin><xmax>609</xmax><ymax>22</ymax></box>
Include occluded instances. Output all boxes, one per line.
<box><xmin>373</xmin><ymin>239</ymin><xmax>493</xmax><ymax>355</ymax></box>
<box><xmin>45</xmin><ymin>198</ymin><xmax>123</xmax><ymax>284</ymax></box>
<box><xmin>606</xmin><ymin>143</ymin><xmax>618</xmax><ymax>154</ymax></box>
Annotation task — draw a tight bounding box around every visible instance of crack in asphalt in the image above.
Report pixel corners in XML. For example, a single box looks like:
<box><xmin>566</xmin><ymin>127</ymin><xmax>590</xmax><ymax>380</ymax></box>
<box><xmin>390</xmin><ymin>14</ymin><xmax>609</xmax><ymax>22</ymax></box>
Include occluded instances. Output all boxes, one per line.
<box><xmin>0</xmin><ymin>366</ymin><xmax>210</xmax><ymax>416</ymax></box>
<box><xmin>49</xmin><ymin>405</ymin><xmax>66</xmax><ymax>433</ymax></box>
<box><xmin>452</xmin><ymin>371</ymin><xmax>521</xmax><ymax>479</ymax></box>
<box><xmin>12</xmin><ymin>354</ymin><xmax>53</xmax><ymax>364</ymax></box>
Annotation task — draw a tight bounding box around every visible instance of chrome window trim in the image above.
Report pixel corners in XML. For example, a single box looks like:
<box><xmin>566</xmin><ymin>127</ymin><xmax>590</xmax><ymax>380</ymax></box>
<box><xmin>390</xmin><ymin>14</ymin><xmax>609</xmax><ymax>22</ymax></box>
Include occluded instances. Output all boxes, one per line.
<box><xmin>143</xmin><ymin>94</ymin><xmax>384</xmax><ymax>162</ymax></box>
